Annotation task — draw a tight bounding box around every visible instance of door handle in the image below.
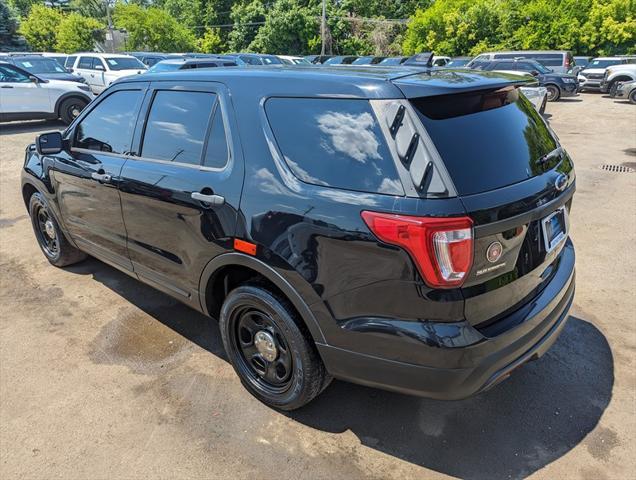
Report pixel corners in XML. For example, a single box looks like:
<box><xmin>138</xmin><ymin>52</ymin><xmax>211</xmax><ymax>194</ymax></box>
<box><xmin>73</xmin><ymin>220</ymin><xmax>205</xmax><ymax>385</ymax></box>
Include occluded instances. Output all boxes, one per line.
<box><xmin>1</xmin><ymin>86</ymin><xmax>13</xmax><ymax>89</ymax></box>
<box><xmin>91</xmin><ymin>172</ymin><xmax>112</xmax><ymax>182</ymax></box>
<box><xmin>191</xmin><ymin>191</ymin><xmax>225</xmax><ymax>206</ymax></box>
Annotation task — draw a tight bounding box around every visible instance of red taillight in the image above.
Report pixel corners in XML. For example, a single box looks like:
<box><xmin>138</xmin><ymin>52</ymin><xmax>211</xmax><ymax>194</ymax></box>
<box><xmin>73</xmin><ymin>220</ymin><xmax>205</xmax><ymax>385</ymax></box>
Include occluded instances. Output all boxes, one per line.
<box><xmin>361</xmin><ymin>211</ymin><xmax>474</xmax><ymax>288</ymax></box>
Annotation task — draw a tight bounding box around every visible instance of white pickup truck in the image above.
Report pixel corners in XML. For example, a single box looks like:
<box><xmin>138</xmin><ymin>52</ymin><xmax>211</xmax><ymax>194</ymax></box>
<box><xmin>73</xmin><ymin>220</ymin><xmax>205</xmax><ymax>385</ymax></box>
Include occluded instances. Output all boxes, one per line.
<box><xmin>600</xmin><ymin>63</ymin><xmax>636</xmax><ymax>95</ymax></box>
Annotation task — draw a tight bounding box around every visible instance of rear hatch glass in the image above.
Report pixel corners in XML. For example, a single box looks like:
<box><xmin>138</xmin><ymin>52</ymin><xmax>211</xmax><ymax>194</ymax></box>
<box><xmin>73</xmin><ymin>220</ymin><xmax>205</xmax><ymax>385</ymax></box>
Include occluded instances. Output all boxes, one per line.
<box><xmin>412</xmin><ymin>87</ymin><xmax>558</xmax><ymax>195</ymax></box>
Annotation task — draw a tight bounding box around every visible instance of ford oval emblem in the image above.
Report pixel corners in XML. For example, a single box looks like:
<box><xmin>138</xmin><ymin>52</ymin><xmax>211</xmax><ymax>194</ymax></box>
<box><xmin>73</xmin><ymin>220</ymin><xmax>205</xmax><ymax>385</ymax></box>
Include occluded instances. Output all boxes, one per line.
<box><xmin>554</xmin><ymin>173</ymin><xmax>568</xmax><ymax>192</ymax></box>
<box><xmin>486</xmin><ymin>241</ymin><xmax>503</xmax><ymax>263</ymax></box>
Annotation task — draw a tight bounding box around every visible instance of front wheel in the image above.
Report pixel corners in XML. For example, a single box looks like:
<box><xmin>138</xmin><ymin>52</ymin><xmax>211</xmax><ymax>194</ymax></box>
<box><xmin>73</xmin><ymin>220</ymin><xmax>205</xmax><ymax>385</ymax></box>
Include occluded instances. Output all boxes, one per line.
<box><xmin>59</xmin><ymin>97</ymin><xmax>88</xmax><ymax>124</ymax></box>
<box><xmin>29</xmin><ymin>192</ymin><xmax>86</xmax><ymax>267</ymax></box>
<box><xmin>630</xmin><ymin>89</ymin><xmax>636</xmax><ymax>105</ymax></box>
<box><xmin>608</xmin><ymin>81</ymin><xmax>619</xmax><ymax>98</ymax></box>
<box><xmin>546</xmin><ymin>84</ymin><xmax>561</xmax><ymax>102</ymax></box>
<box><xmin>220</xmin><ymin>285</ymin><xmax>331</xmax><ymax>410</ymax></box>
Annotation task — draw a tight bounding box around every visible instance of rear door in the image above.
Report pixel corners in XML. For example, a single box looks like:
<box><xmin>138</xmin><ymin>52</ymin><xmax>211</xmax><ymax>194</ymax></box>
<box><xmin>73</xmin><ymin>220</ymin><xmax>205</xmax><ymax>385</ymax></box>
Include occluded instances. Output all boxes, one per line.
<box><xmin>51</xmin><ymin>84</ymin><xmax>147</xmax><ymax>271</ymax></box>
<box><xmin>118</xmin><ymin>81</ymin><xmax>244</xmax><ymax>304</ymax></box>
<box><xmin>401</xmin><ymin>84</ymin><xmax>575</xmax><ymax>325</ymax></box>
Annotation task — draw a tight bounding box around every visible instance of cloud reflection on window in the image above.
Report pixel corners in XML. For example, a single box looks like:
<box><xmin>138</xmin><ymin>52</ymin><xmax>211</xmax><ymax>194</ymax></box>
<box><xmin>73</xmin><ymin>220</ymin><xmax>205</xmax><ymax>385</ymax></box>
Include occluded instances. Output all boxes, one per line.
<box><xmin>316</xmin><ymin>111</ymin><xmax>382</xmax><ymax>163</ymax></box>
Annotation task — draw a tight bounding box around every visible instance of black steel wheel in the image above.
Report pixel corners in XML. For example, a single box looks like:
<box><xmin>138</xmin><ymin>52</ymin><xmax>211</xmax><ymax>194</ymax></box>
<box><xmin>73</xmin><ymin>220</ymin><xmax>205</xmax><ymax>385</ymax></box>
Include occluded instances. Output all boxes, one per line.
<box><xmin>29</xmin><ymin>192</ymin><xmax>86</xmax><ymax>267</ymax></box>
<box><xmin>220</xmin><ymin>285</ymin><xmax>330</xmax><ymax>410</ymax></box>
<box><xmin>234</xmin><ymin>307</ymin><xmax>294</xmax><ymax>393</ymax></box>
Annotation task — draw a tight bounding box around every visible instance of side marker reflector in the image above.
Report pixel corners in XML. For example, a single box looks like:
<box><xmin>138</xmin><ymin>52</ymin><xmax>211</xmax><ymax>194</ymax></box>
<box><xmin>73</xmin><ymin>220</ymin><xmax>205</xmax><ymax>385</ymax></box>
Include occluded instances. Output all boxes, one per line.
<box><xmin>234</xmin><ymin>238</ymin><xmax>257</xmax><ymax>256</ymax></box>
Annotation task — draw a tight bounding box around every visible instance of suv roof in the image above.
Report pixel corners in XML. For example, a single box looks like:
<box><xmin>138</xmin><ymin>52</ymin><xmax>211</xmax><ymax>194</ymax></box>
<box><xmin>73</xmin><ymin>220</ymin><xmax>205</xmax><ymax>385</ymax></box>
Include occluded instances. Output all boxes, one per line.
<box><xmin>121</xmin><ymin>65</ymin><xmax>531</xmax><ymax>98</ymax></box>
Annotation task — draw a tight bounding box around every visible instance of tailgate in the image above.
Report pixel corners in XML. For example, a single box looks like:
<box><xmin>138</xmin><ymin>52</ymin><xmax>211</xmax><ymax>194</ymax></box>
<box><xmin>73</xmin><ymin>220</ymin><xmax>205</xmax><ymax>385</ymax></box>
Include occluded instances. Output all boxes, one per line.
<box><xmin>459</xmin><ymin>166</ymin><xmax>575</xmax><ymax>326</ymax></box>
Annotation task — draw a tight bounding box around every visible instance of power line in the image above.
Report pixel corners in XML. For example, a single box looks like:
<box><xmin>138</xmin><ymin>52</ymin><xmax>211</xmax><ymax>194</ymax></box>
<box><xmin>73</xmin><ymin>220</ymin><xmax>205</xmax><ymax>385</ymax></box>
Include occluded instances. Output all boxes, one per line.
<box><xmin>189</xmin><ymin>15</ymin><xmax>411</xmax><ymax>30</ymax></box>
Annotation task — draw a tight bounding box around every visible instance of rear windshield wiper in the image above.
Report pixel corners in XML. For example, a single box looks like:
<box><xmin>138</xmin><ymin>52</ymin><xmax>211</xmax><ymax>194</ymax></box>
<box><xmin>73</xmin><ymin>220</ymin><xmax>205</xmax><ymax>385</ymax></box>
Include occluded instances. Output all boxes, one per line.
<box><xmin>536</xmin><ymin>147</ymin><xmax>562</xmax><ymax>167</ymax></box>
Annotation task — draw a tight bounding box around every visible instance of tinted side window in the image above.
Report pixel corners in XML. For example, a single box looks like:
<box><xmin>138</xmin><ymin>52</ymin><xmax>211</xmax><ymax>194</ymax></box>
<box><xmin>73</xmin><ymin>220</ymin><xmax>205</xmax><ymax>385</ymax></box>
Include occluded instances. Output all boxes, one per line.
<box><xmin>494</xmin><ymin>62</ymin><xmax>515</xmax><ymax>70</ymax></box>
<box><xmin>517</xmin><ymin>62</ymin><xmax>536</xmax><ymax>71</ymax></box>
<box><xmin>203</xmin><ymin>107</ymin><xmax>228</xmax><ymax>168</ymax></box>
<box><xmin>75</xmin><ymin>90</ymin><xmax>144</xmax><ymax>154</ymax></box>
<box><xmin>65</xmin><ymin>56</ymin><xmax>77</xmax><ymax>68</ymax></box>
<box><xmin>534</xmin><ymin>54</ymin><xmax>563</xmax><ymax>66</ymax></box>
<box><xmin>265</xmin><ymin>98</ymin><xmax>402</xmax><ymax>195</ymax></box>
<box><xmin>141</xmin><ymin>90</ymin><xmax>216</xmax><ymax>165</ymax></box>
<box><xmin>78</xmin><ymin>57</ymin><xmax>93</xmax><ymax>69</ymax></box>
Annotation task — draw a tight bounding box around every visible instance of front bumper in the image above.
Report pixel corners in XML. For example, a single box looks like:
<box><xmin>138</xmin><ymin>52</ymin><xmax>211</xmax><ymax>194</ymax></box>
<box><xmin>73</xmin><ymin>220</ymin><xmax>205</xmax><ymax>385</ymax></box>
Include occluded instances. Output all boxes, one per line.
<box><xmin>578</xmin><ymin>76</ymin><xmax>604</xmax><ymax>90</ymax></box>
<box><xmin>560</xmin><ymin>83</ymin><xmax>579</xmax><ymax>97</ymax></box>
<box><xmin>317</xmin><ymin>240</ymin><xmax>575</xmax><ymax>400</ymax></box>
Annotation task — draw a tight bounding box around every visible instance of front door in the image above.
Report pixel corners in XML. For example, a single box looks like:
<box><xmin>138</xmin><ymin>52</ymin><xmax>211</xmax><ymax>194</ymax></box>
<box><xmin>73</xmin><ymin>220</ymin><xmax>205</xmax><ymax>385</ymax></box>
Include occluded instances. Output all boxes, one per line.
<box><xmin>50</xmin><ymin>84</ymin><xmax>147</xmax><ymax>271</ymax></box>
<box><xmin>118</xmin><ymin>82</ymin><xmax>243</xmax><ymax>303</ymax></box>
<box><xmin>0</xmin><ymin>64</ymin><xmax>51</xmax><ymax>115</ymax></box>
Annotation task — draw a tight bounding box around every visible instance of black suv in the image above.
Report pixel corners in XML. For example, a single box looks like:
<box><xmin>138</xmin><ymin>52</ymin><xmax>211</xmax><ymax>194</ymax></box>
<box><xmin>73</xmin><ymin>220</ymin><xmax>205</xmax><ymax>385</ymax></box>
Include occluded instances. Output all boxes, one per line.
<box><xmin>470</xmin><ymin>58</ymin><xmax>579</xmax><ymax>101</ymax></box>
<box><xmin>22</xmin><ymin>66</ymin><xmax>576</xmax><ymax>410</ymax></box>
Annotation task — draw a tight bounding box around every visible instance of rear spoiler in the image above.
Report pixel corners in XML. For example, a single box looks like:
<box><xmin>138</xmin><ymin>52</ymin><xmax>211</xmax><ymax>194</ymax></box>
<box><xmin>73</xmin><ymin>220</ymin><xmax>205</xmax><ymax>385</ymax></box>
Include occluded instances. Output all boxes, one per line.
<box><xmin>392</xmin><ymin>70</ymin><xmax>534</xmax><ymax>98</ymax></box>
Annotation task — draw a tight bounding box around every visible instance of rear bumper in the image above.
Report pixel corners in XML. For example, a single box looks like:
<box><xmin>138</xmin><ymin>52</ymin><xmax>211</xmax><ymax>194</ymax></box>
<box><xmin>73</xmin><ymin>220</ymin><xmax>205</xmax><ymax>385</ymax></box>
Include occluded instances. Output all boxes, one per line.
<box><xmin>317</xmin><ymin>240</ymin><xmax>575</xmax><ymax>400</ymax></box>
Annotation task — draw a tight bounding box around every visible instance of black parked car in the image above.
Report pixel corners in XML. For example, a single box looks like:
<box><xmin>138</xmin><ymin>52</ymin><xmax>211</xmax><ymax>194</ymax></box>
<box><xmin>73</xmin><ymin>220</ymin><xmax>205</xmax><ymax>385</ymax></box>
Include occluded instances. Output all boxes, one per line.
<box><xmin>22</xmin><ymin>66</ymin><xmax>575</xmax><ymax>410</ymax></box>
<box><xmin>471</xmin><ymin>58</ymin><xmax>578</xmax><ymax>101</ymax></box>
<box><xmin>4</xmin><ymin>55</ymin><xmax>85</xmax><ymax>83</ymax></box>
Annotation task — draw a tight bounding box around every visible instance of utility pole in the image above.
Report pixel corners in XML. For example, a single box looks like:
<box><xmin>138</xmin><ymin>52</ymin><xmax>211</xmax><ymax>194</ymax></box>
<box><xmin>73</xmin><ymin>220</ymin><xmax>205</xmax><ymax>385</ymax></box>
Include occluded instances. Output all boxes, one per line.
<box><xmin>105</xmin><ymin>0</ymin><xmax>114</xmax><ymax>53</ymax></box>
<box><xmin>320</xmin><ymin>0</ymin><xmax>326</xmax><ymax>56</ymax></box>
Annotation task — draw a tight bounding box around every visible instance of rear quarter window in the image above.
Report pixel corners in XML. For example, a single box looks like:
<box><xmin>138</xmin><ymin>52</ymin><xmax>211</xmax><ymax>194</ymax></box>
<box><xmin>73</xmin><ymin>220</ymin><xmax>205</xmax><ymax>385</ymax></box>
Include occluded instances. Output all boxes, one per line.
<box><xmin>265</xmin><ymin>98</ymin><xmax>403</xmax><ymax>195</ymax></box>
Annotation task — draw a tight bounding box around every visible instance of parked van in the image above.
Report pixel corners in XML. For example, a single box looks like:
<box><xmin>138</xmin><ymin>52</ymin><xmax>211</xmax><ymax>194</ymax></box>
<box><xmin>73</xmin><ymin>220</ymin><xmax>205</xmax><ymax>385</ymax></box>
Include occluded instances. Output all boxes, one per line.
<box><xmin>468</xmin><ymin>51</ymin><xmax>575</xmax><ymax>74</ymax></box>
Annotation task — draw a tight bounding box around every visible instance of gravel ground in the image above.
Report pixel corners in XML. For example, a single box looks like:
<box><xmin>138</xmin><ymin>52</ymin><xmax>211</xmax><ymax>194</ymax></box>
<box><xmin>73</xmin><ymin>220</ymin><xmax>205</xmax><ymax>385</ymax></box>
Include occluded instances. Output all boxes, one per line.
<box><xmin>1</xmin><ymin>92</ymin><xmax>635</xmax><ymax>480</ymax></box>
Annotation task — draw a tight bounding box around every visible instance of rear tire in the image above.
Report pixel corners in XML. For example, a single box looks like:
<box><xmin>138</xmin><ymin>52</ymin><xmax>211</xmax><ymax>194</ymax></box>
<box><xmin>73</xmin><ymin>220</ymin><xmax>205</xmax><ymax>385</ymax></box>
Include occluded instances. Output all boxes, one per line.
<box><xmin>29</xmin><ymin>192</ymin><xmax>86</xmax><ymax>267</ymax></box>
<box><xmin>59</xmin><ymin>97</ymin><xmax>87</xmax><ymax>124</ymax></box>
<box><xmin>629</xmin><ymin>90</ymin><xmax>636</xmax><ymax>105</ymax></box>
<box><xmin>546</xmin><ymin>84</ymin><xmax>561</xmax><ymax>102</ymax></box>
<box><xmin>220</xmin><ymin>285</ymin><xmax>330</xmax><ymax>410</ymax></box>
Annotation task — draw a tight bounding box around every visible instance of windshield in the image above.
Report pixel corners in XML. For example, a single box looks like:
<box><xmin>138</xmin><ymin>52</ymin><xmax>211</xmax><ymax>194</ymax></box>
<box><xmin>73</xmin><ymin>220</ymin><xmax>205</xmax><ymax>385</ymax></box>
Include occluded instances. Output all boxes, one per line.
<box><xmin>105</xmin><ymin>57</ymin><xmax>146</xmax><ymax>71</ymax></box>
<box><xmin>147</xmin><ymin>62</ymin><xmax>182</xmax><ymax>73</ymax></box>
<box><xmin>412</xmin><ymin>87</ymin><xmax>558</xmax><ymax>195</ymax></box>
<box><xmin>588</xmin><ymin>59</ymin><xmax>621</xmax><ymax>68</ymax></box>
<box><xmin>13</xmin><ymin>58</ymin><xmax>66</xmax><ymax>74</ymax></box>
<box><xmin>529</xmin><ymin>61</ymin><xmax>551</xmax><ymax>74</ymax></box>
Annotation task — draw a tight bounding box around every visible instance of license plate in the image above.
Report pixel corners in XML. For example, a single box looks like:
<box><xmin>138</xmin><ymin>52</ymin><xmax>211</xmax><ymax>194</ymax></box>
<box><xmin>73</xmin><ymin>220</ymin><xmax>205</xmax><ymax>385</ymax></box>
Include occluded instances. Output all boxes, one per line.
<box><xmin>541</xmin><ymin>206</ymin><xmax>568</xmax><ymax>253</ymax></box>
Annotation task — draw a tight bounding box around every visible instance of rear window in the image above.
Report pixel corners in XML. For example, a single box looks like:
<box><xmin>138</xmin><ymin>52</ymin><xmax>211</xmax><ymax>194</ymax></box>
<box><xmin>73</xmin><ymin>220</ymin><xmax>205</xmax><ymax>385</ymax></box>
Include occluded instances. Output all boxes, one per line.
<box><xmin>265</xmin><ymin>98</ymin><xmax>403</xmax><ymax>195</ymax></box>
<box><xmin>412</xmin><ymin>87</ymin><xmax>558</xmax><ymax>196</ymax></box>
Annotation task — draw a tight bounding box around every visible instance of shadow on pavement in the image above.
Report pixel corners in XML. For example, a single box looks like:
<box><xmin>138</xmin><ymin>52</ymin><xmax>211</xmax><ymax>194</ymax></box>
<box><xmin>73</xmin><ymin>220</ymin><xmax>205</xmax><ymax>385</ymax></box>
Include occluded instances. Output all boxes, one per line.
<box><xmin>67</xmin><ymin>258</ymin><xmax>613</xmax><ymax>480</ymax></box>
<box><xmin>0</xmin><ymin>119</ymin><xmax>65</xmax><ymax>136</ymax></box>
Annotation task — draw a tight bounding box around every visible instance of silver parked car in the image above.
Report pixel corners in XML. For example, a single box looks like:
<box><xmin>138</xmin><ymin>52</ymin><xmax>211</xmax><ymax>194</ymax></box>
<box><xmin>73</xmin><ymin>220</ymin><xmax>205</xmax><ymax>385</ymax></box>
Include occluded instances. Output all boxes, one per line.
<box><xmin>611</xmin><ymin>80</ymin><xmax>636</xmax><ymax>104</ymax></box>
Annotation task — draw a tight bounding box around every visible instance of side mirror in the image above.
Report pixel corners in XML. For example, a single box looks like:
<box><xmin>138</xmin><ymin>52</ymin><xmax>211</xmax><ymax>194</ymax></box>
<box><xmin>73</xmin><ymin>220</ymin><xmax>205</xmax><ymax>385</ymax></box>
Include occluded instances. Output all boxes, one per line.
<box><xmin>36</xmin><ymin>131</ymin><xmax>64</xmax><ymax>155</ymax></box>
<box><xmin>29</xmin><ymin>75</ymin><xmax>39</xmax><ymax>83</ymax></box>
<box><xmin>530</xmin><ymin>70</ymin><xmax>539</xmax><ymax>76</ymax></box>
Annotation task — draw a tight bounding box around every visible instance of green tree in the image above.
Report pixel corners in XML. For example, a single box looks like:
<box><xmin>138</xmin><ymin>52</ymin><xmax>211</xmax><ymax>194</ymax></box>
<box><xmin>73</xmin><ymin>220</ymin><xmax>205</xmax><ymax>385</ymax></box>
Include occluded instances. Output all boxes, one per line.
<box><xmin>403</xmin><ymin>0</ymin><xmax>504</xmax><ymax>56</ymax></box>
<box><xmin>227</xmin><ymin>0</ymin><xmax>266</xmax><ymax>52</ymax></box>
<box><xmin>197</xmin><ymin>27</ymin><xmax>224</xmax><ymax>53</ymax></box>
<box><xmin>7</xmin><ymin>0</ymin><xmax>38</xmax><ymax>17</ymax></box>
<box><xmin>19</xmin><ymin>4</ymin><xmax>63</xmax><ymax>51</ymax></box>
<box><xmin>0</xmin><ymin>0</ymin><xmax>28</xmax><ymax>51</ymax></box>
<box><xmin>56</xmin><ymin>12</ymin><xmax>103</xmax><ymax>53</ymax></box>
<box><xmin>113</xmin><ymin>3</ymin><xmax>196</xmax><ymax>52</ymax></box>
<box><xmin>249</xmin><ymin>0</ymin><xmax>317</xmax><ymax>54</ymax></box>
<box><xmin>581</xmin><ymin>0</ymin><xmax>636</xmax><ymax>54</ymax></box>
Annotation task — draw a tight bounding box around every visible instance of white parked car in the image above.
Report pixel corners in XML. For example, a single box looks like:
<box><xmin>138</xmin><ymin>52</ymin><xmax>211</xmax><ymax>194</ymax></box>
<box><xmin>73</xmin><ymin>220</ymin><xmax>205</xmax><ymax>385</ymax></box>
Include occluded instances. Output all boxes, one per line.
<box><xmin>277</xmin><ymin>55</ymin><xmax>311</xmax><ymax>65</ymax></box>
<box><xmin>577</xmin><ymin>56</ymin><xmax>636</xmax><ymax>91</ymax></box>
<box><xmin>69</xmin><ymin>53</ymin><xmax>147</xmax><ymax>94</ymax></box>
<box><xmin>0</xmin><ymin>61</ymin><xmax>93</xmax><ymax>124</ymax></box>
